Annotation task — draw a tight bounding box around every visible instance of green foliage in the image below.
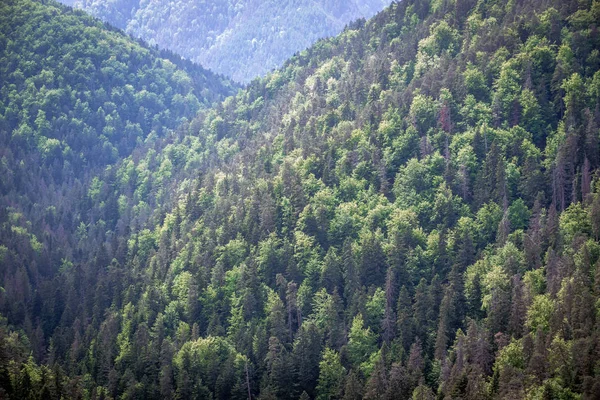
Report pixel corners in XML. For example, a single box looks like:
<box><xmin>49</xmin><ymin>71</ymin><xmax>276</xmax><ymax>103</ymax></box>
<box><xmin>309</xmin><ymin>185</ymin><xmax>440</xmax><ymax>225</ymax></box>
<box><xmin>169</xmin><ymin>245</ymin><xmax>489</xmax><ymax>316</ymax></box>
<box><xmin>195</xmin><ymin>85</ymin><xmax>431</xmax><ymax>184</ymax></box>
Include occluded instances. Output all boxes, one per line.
<box><xmin>173</xmin><ymin>336</ymin><xmax>246</xmax><ymax>398</ymax></box>
<box><xmin>2</xmin><ymin>0</ymin><xmax>600</xmax><ymax>398</ymax></box>
<box><xmin>0</xmin><ymin>0</ymin><xmax>234</xmax><ymax>178</ymax></box>
<box><xmin>523</xmin><ymin>268</ymin><xmax>546</xmax><ymax>296</ymax></box>
<box><xmin>464</xmin><ymin>63</ymin><xmax>489</xmax><ymax>101</ymax></box>
<box><xmin>560</xmin><ymin>203</ymin><xmax>592</xmax><ymax>245</ymax></box>
<box><xmin>316</xmin><ymin>348</ymin><xmax>346</xmax><ymax>400</ymax></box>
<box><xmin>494</xmin><ymin>339</ymin><xmax>525</xmax><ymax>373</ymax></box>
<box><xmin>416</xmin><ymin>20</ymin><xmax>461</xmax><ymax>76</ymax></box>
<box><xmin>347</xmin><ymin>314</ymin><xmax>378</xmax><ymax>372</ymax></box>
<box><xmin>526</xmin><ymin>294</ymin><xmax>554</xmax><ymax>333</ymax></box>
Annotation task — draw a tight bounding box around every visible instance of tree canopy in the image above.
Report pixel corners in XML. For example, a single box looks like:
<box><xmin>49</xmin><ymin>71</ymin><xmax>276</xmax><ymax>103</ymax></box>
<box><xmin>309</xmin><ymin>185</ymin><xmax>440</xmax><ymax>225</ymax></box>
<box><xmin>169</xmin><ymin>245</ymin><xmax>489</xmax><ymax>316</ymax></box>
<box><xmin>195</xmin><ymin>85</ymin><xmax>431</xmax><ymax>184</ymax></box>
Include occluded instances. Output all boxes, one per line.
<box><xmin>2</xmin><ymin>0</ymin><xmax>600</xmax><ymax>398</ymax></box>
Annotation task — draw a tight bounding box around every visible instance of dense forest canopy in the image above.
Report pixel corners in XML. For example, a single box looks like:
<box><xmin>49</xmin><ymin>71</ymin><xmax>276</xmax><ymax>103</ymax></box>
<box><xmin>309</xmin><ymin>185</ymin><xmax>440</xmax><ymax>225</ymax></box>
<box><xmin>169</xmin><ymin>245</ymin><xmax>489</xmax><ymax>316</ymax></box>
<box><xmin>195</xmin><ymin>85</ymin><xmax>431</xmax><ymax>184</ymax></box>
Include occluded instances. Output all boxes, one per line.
<box><xmin>0</xmin><ymin>0</ymin><xmax>235</xmax><ymax>316</ymax></box>
<box><xmin>57</xmin><ymin>0</ymin><xmax>392</xmax><ymax>83</ymax></box>
<box><xmin>2</xmin><ymin>0</ymin><xmax>600</xmax><ymax>399</ymax></box>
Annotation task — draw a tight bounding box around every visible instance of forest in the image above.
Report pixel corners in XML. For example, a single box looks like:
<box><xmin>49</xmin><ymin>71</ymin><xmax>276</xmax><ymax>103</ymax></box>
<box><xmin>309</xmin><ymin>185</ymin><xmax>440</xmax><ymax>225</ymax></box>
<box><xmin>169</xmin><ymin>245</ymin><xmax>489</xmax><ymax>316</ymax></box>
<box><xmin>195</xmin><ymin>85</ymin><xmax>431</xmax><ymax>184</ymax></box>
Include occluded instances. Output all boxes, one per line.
<box><xmin>59</xmin><ymin>0</ymin><xmax>391</xmax><ymax>83</ymax></box>
<box><xmin>2</xmin><ymin>0</ymin><xmax>600</xmax><ymax>399</ymax></box>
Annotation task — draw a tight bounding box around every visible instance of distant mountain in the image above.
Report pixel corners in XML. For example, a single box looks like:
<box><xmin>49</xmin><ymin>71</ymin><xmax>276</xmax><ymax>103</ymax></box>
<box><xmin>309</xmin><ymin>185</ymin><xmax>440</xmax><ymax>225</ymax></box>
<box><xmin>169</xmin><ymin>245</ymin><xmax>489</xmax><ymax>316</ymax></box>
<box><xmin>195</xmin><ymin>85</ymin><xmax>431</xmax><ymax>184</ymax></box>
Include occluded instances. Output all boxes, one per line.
<box><xmin>59</xmin><ymin>0</ymin><xmax>392</xmax><ymax>82</ymax></box>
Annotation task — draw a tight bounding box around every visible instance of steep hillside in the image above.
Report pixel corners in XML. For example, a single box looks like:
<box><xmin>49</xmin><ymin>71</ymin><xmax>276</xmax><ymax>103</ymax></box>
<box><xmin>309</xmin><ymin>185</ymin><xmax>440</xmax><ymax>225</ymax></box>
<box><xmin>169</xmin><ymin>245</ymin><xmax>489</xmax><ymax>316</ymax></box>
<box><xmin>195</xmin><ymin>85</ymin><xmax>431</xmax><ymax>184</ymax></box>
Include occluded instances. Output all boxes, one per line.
<box><xmin>2</xmin><ymin>0</ymin><xmax>600</xmax><ymax>399</ymax></box>
<box><xmin>0</xmin><ymin>0</ymin><xmax>234</xmax><ymax>304</ymax></box>
<box><xmin>61</xmin><ymin>0</ymin><xmax>392</xmax><ymax>82</ymax></box>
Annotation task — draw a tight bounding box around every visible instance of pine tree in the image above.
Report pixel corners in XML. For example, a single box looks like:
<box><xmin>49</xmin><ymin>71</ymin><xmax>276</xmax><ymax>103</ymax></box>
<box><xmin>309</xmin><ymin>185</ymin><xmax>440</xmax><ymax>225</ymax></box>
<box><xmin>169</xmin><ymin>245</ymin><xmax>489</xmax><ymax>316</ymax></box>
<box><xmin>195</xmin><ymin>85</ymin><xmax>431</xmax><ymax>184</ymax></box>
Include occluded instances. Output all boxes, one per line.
<box><xmin>435</xmin><ymin>265</ymin><xmax>466</xmax><ymax>360</ymax></box>
<box><xmin>396</xmin><ymin>286</ymin><xmax>414</xmax><ymax>351</ymax></box>
<box><xmin>466</xmin><ymin>273</ymin><xmax>485</xmax><ymax>321</ymax></box>
<box><xmin>359</xmin><ymin>231</ymin><xmax>387</xmax><ymax>288</ymax></box>
<box><xmin>434</xmin><ymin>287</ymin><xmax>454</xmax><ymax>360</ymax></box>
<box><xmin>264</xmin><ymin>336</ymin><xmax>294</xmax><ymax>399</ymax></box>
<box><xmin>364</xmin><ymin>351</ymin><xmax>388</xmax><ymax>400</ymax></box>
<box><xmin>316</xmin><ymin>348</ymin><xmax>346</xmax><ymax>400</ymax></box>
<box><xmin>508</xmin><ymin>275</ymin><xmax>526</xmax><ymax>339</ymax></box>
<box><xmin>293</xmin><ymin>322</ymin><xmax>323</xmax><ymax>398</ymax></box>
<box><xmin>487</xmin><ymin>287</ymin><xmax>510</xmax><ymax>336</ymax></box>
<box><xmin>592</xmin><ymin>193</ymin><xmax>600</xmax><ymax>240</ymax></box>
<box><xmin>0</xmin><ymin>328</ymin><xmax>13</xmax><ymax>398</ymax></box>
<box><xmin>342</xmin><ymin>370</ymin><xmax>363</xmax><ymax>400</ymax></box>
<box><xmin>266</xmin><ymin>292</ymin><xmax>288</xmax><ymax>344</ymax></box>
<box><xmin>382</xmin><ymin>268</ymin><xmax>396</xmax><ymax>345</ymax></box>
<box><xmin>321</xmin><ymin>248</ymin><xmax>343</xmax><ymax>295</ymax></box>
<box><xmin>286</xmin><ymin>281</ymin><xmax>301</xmax><ymax>338</ymax></box>
<box><xmin>412</xmin><ymin>280</ymin><xmax>432</xmax><ymax>345</ymax></box>
<box><xmin>411</xmin><ymin>383</ymin><xmax>435</xmax><ymax>400</ymax></box>
<box><xmin>385</xmin><ymin>363</ymin><xmax>412</xmax><ymax>400</ymax></box>
<box><xmin>456</xmin><ymin>228</ymin><xmax>475</xmax><ymax>271</ymax></box>
<box><xmin>348</xmin><ymin>314</ymin><xmax>377</xmax><ymax>368</ymax></box>
<box><xmin>407</xmin><ymin>340</ymin><xmax>425</xmax><ymax>387</ymax></box>
<box><xmin>524</xmin><ymin>198</ymin><xmax>543</xmax><ymax>270</ymax></box>
<box><xmin>342</xmin><ymin>239</ymin><xmax>360</xmax><ymax>316</ymax></box>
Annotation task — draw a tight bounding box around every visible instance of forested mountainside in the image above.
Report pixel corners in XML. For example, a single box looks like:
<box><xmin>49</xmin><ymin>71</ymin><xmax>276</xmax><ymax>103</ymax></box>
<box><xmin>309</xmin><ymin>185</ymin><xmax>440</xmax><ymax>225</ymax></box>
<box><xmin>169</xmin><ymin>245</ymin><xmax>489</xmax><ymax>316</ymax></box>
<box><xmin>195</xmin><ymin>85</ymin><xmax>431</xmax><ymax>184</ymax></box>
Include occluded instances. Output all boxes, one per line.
<box><xmin>0</xmin><ymin>0</ymin><xmax>234</xmax><ymax>339</ymax></box>
<box><xmin>2</xmin><ymin>0</ymin><xmax>600</xmax><ymax>399</ymax></box>
<box><xmin>58</xmin><ymin>0</ymin><xmax>392</xmax><ymax>83</ymax></box>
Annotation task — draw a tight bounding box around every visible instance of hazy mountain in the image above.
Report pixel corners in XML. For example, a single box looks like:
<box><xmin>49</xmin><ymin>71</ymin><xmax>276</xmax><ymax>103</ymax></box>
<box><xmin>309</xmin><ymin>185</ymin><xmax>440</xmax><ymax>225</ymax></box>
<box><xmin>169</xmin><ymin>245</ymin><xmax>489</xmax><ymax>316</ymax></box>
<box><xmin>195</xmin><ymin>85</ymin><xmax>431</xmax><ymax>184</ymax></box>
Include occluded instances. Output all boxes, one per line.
<box><xmin>59</xmin><ymin>0</ymin><xmax>392</xmax><ymax>82</ymax></box>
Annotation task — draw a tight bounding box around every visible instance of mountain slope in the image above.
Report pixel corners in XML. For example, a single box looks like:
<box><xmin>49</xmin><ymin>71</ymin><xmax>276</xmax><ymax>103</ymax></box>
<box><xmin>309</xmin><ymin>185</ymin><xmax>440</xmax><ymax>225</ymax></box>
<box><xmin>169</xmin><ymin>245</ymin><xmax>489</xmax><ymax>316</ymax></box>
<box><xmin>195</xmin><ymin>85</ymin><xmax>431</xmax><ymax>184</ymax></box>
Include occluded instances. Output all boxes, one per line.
<box><xmin>61</xmin><ymin>0</ymin><xmax>392</xmax><ymax>82</ymax></box>
<box><xmin>2</xmin><ymin>0</ymin><xmax>600</xmax><ymax>399</ymax></box>
<box><xmin>0</xmin><ymin>0</ymin><xmax>235</xmax><ymax>178</ymax></box>
<box><xmin>0</xmin><ymin>0</ymin><xmax>235</xmax><ymax>301</ymax></box>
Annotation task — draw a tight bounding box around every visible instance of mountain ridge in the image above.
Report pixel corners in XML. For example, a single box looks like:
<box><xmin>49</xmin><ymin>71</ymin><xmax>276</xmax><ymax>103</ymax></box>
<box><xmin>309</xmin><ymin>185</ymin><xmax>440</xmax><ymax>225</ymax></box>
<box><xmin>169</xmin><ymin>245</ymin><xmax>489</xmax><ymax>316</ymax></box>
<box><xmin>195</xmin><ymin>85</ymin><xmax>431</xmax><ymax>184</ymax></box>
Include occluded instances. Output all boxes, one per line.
<box><xmin>60</xmin><ymin>0</ymin><xmax>392</xmax><ymax>82</ymax></box>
